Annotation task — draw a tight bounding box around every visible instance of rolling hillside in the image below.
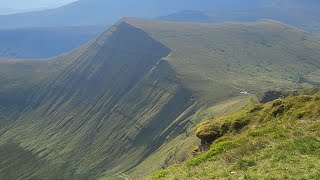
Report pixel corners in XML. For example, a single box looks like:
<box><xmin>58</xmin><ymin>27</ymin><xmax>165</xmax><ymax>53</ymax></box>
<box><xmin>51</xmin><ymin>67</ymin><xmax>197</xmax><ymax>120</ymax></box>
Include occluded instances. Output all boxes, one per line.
<box><xmin>0</xmin><ymin>26</ymin><xmax>105</xmax><ymax>59</ymax></box>
<box><xmin>1</xmin><ymin>18</ymin><xmax>320</xmax><ymax>179</ymax></box>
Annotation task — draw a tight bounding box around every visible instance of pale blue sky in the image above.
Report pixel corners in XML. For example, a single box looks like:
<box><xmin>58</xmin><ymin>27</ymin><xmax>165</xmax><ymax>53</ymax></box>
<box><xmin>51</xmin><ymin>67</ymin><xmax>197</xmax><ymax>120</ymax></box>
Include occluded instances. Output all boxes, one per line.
<box><xmin>0</xmin><ymin>0</ymin><xmax>77</xmax><ymax>10</ymax></box>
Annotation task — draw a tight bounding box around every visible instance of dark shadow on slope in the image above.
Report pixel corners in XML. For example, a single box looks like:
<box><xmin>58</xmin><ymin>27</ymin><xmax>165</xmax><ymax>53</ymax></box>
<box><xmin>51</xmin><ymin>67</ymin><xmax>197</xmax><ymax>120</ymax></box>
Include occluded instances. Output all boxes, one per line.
<box><xmin>0</xmin><ymin>22</ymin><xmax>177</xmax><ymax>178</ymax></box>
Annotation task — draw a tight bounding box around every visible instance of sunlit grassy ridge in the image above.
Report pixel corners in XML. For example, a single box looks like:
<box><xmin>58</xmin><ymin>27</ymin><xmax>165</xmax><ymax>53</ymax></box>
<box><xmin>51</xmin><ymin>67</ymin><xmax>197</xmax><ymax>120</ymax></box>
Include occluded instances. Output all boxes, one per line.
<box><xmin>126</xmin><ymin>18</ymin><xmax>320</xmax><ymax>178</ymax></box>
<box><xmin>126</xmin><ymin>18</ymin><xmax>320</xmax><ymax>104</ymax></box>
<box><xmin>149</xmin><ymin>91</ymin><xmax>320</xmax><ymax>179</ymax></box>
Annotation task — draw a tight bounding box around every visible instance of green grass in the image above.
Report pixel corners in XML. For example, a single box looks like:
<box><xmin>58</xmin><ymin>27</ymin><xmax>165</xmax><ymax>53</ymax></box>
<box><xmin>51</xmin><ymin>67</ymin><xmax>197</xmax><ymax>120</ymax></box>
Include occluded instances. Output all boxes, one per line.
<box><xmin>0</xmin><ymin>22</ymin><xmax>175</xmax><ymax>179</ymax></box>
<box><xmin>1</xmin><ymin>18</ymin><xmax>320</xmax><ymax>179</ymax></box>
<box><xmin>127</xmin><ymin>18</ymin><xmax>320</xmax><ymax>104</ymax></box>
<box><xmin>0</xmin><ymin>143</ymin><xmax>43</xmax><ymax>179</ymax></box>
<box><xmin>148</xmin><ymin>92</ymin><xmax>320</xmax><ymax>179</ymax></box>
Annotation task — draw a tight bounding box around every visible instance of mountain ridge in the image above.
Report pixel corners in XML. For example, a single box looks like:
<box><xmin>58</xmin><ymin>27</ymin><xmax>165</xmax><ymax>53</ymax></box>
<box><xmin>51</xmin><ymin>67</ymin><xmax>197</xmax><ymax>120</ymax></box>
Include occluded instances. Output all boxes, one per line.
<box><xmin>0</xmin><ymin>20</ymin><xmax>194</xmax><ymax>178</ymax></box>
<box><xmin>1</xmin><ymin>18</ymin><xmax>320</xmax><ymax>179</ymax></box>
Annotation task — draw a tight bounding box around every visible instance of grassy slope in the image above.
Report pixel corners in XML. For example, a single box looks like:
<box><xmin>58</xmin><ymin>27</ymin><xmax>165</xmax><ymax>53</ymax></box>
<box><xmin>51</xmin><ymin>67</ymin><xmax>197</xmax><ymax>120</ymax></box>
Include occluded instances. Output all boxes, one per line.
<box><xmin>127</xmin><ymin>96</ymin><xmax>254</xmax><ymax>179</ymax></box>
<box><xmin>149</xmin><ymin>92</ymin><xmax>320</xmax><ymax>179</ymax></box>
<box><xmin>1</xmin><ymin>19</ymin><xmax>320</xmax><ymax>179</ymax></box>
<box><xmin>126</xmin><ymin>18</ymin><xmax>320</xmax><ymax>178</ymax></box>
<box><xmin>126</xmin><ymin>18</ymin><xmax>320</xmax><ymax>104</ymax></box>
<box><xmin>0</xmin><ymin>22</ymin><xmax>193</xmax><ymax>179</ymax></box>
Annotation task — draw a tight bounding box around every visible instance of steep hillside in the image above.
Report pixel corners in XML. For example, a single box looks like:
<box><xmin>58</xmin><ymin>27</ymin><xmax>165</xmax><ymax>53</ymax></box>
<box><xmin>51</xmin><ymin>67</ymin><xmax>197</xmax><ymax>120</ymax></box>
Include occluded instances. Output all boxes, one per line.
<box><xmin>1</xmin><ymin>19</ymin><xmax>320</xmax><ymax>179</ymax></box>
<box><xmin>149</xmin><ymin>91</ymin><xmax>320</xmax><ymax>179</ymax></box>
<box><xmin>0</xmin><ymin>21</ymin><xmax>189</xmax><ymax>179</ymax></box>
<box><xmin>126</xmin><ymin>18</ymin><xmax>320</xmax><ymax>104</ymax></box>
<box><xmin>124</xmin><ymin>19</ymin><xmax>320</xmax><ymax>178</ymax></box>
<box><xmin>0</xmin><ymin>26</ymin><xmax>105</xmax><ymax>59</ymax></box>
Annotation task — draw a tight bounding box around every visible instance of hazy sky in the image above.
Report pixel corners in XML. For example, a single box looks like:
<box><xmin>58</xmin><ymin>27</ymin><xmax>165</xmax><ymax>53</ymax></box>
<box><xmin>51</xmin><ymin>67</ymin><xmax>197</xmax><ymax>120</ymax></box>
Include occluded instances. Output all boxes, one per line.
<box><xmin>0</xmin><ymin>0</ymin><xmax>77</xmax><ymax>9</ymax></box>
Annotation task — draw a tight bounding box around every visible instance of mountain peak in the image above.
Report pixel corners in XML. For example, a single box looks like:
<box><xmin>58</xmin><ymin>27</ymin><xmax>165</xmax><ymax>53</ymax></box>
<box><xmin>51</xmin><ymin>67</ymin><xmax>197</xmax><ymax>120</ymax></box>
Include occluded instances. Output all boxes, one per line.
<box><xmin>92</xmin><ymin>19</ymin><xmax>169</xmax><ymax>55</ymax></box>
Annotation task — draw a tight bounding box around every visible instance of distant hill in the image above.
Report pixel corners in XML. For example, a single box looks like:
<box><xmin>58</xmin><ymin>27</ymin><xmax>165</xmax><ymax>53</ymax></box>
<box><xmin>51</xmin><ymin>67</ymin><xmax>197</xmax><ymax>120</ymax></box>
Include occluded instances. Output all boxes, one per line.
<box><xmin>0</xmin><ymin>7</ymin><xmax>49</xmax><ymax>15</ymax></box>
<box><xmin>2</xmin><ymin>0</ymin><xmax>319</xmax><ymax>60</ymax></box>
<box><xmin>1</xmin><ymin>18</ymin><xmax>320</xmax><ymax>179</ymax></box>
<box><xmin>159</xmin><ymin>7</ymin><xmax>320</xmax><ymax>33</ymax></box>
<box><xmin>0</xmin><ymin>0</ymin><xmax>318</xmax><ymax>29</ymax></box>
<box><xmin>158</xmin><ymin>10</ymin><xmax>215</xmax><ymax>23</ymax></box>
<box><xmin>0</xmin><ymin>26</ymin><xmax>105</xmax><ymax>59</ymax></box>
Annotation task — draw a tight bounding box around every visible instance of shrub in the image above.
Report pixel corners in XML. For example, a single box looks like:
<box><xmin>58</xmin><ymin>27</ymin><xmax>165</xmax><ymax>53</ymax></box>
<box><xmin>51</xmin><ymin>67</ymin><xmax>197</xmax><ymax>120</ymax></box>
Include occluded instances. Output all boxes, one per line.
<box><xmin>232</xmin><ymin>118</ymin><xmax>250</xmax><ymax>131</ymax></box>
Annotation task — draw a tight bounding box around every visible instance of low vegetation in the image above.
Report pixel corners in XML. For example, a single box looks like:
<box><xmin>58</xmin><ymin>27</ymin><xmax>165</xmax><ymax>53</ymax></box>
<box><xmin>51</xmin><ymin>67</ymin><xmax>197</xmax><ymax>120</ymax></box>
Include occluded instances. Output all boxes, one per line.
<box><xmin>149</xmin><ymin>91</ymin><xmax>320</xmax><ymax>179</ymax></box>
<box><xmin>1</xmin><ymin>18</ymin><xmax>320</xmax><ymax>178</ymax></box>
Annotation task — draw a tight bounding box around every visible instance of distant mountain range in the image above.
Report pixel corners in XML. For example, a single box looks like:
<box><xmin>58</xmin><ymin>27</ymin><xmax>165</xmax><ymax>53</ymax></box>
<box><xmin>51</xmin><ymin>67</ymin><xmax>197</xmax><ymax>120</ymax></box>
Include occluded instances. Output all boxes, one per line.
<box><xmin>159</xmin><ymin>7</ymin><xmax>320</xmax><ymax>33</ymax></box>
<box><xmin>0</xmin><ymin>7</ymin><xmax>49</xmax><ymax>15</ymax></box>
<box><xmin>0</xmin><ymin>8</ymin><xmax>20</xmax><ymax>15</ymax></box>
<box><xmin>0</xmin><ymin>0</ymin><xmax>319</xmax><ymax>32</ymax></box>
<box><xmin>0</xmin><ymin>0</ymin><xmax>319</xmax><ymax>60</ymax></box>
<box><xmin>0</xmin><ymin>26</ymin><xmax>105</xmax><ymax>59</ymax></box>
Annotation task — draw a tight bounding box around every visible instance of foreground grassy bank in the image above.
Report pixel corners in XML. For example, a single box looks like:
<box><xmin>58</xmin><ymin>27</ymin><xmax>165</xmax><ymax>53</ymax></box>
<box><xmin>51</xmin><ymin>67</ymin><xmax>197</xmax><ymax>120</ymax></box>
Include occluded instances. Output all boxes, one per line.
<box><xmin>149</xmin><ymin>91</ymin><xmax>320</xmax><ymax>179</ymax></box>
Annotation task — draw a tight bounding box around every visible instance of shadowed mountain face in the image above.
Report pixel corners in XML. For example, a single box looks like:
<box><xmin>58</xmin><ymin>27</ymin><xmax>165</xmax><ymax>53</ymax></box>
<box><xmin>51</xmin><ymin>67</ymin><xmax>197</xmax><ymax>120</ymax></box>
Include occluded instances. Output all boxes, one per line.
<box><xmin>0</xmin><ymin>26</ymin><xmax>106</xmax><ymax>59</ymax></box>
<box><xmin>0</xmin><ymin>21</ymin><xmax>193</xmax><ymax>179</ymax></box>
<box><xmin>1</xmin><ymin>19</ymin><xmax>320</xmax><ymax>178</ymax></box>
